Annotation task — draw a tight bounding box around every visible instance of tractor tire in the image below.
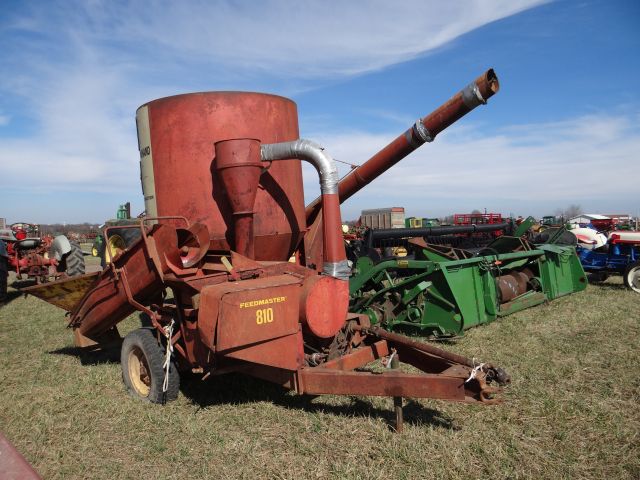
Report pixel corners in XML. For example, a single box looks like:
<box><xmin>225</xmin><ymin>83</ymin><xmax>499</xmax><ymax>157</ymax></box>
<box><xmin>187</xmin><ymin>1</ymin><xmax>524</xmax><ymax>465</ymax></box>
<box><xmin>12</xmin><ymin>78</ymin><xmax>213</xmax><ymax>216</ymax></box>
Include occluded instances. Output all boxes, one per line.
<box><xmin>623</xmin><ymin>261</ymin><xmax>640</xmax><ymax>293</ymax></box>
<box><xmin>58</xmin><ymin>240</ymin><xmax>85</xmax><ymax>277</ymax></box>
<box><xmin>100</xmin><ymin>227</ymin><xmax>141</xmax><ymax>268</ymax></box>
<box><xmin>121</xmin><ymin>328</ymin><xmax>179</xmax><ymax>404</ymax></box>
<box><xmin>587</xmin><ymin>272</ymin><xmax>609</xmax><ymax>283</ymax></box>
<box><xmin>0</xmin><ymin>256</ymin><xmax>8</xmax><ymax>302</ymax></box>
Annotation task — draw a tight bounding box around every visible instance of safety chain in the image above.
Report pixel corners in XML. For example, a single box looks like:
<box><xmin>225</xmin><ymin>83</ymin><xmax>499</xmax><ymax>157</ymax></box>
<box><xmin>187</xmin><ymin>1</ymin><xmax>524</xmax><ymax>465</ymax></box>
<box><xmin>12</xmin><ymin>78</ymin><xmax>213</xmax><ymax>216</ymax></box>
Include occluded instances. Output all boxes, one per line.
<box><xmin>162</xmin><ymin>319</ymin><xmax>175</xmax><ymax>393</ymax></box>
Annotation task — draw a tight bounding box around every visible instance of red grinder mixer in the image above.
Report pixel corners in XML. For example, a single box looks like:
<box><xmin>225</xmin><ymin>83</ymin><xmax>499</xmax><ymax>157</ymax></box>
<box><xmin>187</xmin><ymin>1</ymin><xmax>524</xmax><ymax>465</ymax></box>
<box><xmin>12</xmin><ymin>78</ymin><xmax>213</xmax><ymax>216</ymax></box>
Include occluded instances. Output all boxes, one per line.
<box><xmin>26</xmin><ymin>70</ymin><xmax>507</xmax><ymax>429</ymax></box>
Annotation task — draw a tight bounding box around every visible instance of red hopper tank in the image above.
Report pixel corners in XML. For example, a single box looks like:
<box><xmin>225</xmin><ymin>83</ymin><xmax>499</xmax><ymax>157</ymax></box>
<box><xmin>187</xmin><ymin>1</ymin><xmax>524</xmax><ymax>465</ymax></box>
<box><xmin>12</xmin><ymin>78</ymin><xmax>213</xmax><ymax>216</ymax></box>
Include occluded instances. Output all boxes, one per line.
<box><xmin>136</xmin><ymin>92</ymin><xmax>306</xmax><ymax>261</ymax></box>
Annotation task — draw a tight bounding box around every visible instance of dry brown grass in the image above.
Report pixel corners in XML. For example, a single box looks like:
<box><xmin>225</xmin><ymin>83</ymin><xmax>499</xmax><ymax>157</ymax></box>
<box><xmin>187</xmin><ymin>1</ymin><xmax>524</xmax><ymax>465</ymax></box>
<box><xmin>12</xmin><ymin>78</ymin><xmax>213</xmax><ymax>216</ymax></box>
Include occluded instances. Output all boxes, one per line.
<box><xmin>0</xmin><ymin>253</ymin><xmax>638</xmax><ymax>479</ymax></box>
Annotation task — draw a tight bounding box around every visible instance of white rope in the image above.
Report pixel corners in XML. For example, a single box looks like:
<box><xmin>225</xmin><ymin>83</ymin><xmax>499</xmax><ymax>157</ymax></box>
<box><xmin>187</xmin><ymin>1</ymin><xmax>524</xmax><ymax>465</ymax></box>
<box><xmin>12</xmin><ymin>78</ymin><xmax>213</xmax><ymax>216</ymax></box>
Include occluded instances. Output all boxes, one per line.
<box><xmin>162</xmin><ymin>319</ymin><xmax>175</xmax><ymax>393</ymax></box>
<box><xmin>465</xmin><ymin>358</ymin><xmax>486</xmax><ymax>383</ymax></box>
<box><xmin>385</xmin><ymin>350</ymin><xmax>397</xmax><ymax>369</ymax></box>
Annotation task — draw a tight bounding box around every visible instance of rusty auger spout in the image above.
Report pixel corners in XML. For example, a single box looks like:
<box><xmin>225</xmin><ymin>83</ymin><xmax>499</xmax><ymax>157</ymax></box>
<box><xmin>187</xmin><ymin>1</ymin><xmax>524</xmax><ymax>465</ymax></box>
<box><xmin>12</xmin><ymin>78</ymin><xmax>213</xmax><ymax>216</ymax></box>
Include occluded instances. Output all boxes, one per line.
<box><xmin>23</xmin><ymin>219</ymin><xmax>207</xmax><ymax>346</ymax></box>
<box><xmin>305</xmin><ymin>69</ymin><xmax>500</xmax><ymax>225</ymax></box>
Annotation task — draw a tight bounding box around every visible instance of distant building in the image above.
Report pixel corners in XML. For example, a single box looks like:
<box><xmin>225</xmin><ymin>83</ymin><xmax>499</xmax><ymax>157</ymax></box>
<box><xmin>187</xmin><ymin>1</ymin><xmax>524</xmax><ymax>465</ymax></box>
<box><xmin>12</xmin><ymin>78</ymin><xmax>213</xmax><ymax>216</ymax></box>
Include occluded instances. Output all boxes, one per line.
<box><xmin>568</xmin><ymin>213</ymin><xmax>612</xmax><ymax>227</ymax></box>
<box><xmin>0</xmin><ymin>218</ymin><xmax>5</xmax><ymax>229</ymax></box>
<box><xmin>361</xmin><ymin>207</ymin><xmax>405</xmax><ymax>229</ymax></box>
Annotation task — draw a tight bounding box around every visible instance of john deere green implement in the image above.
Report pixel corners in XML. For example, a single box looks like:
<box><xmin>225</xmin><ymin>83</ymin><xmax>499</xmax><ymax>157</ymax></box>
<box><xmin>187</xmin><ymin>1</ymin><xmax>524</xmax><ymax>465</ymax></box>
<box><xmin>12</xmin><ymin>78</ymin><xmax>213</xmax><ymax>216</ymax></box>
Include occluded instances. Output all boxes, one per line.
<box><xmin>349</xmin><ymin>224</ymin><xmax>587</xmax><ymax>337</ymax></box>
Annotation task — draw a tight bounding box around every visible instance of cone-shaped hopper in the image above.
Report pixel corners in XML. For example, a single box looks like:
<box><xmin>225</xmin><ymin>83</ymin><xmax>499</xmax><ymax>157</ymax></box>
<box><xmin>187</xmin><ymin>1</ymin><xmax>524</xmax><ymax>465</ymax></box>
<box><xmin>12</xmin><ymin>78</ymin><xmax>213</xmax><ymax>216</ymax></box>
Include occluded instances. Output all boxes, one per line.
<box><xmin>215</xmin><ymin>138</ymin><xmax>263</xmax><ymax>259</ymax></box>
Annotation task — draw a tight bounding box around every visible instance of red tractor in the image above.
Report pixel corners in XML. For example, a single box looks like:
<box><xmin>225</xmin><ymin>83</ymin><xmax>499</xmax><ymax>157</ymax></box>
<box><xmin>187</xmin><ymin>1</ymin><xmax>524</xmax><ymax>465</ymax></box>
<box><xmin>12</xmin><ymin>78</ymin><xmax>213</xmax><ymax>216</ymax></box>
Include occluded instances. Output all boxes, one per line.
<box><xmin>0</xmin><ymin>223</ymin><xmax>85</xmax><ymax>301</ymax></box>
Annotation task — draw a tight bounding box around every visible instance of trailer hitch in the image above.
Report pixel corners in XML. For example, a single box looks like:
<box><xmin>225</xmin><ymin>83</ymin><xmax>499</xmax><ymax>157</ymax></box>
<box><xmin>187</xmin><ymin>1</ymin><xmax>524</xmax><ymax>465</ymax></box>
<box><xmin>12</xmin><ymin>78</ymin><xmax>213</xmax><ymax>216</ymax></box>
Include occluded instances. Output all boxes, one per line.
<box><xmin>350</xmin><ymin>324</ymin><xmax>510</xmax><ymax>405</ymax></box>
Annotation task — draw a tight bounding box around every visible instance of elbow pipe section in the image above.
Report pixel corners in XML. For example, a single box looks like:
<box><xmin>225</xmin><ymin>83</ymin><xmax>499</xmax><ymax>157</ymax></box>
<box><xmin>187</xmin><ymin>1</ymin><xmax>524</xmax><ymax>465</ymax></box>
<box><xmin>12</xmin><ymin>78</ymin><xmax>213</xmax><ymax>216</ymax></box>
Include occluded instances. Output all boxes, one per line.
<box><xmin>261</xmin><ymin>139</ymin><xmax>349</xmax><ymax>280</ymax></box>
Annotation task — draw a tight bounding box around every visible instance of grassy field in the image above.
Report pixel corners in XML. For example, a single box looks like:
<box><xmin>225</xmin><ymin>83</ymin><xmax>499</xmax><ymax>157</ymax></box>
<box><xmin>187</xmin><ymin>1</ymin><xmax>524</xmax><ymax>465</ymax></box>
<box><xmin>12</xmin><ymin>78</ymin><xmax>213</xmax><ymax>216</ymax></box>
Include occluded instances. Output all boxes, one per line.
<box><xmin>0</xmin><ymin>253</ymin><xmax>638</xmax><ymax>479</ymax></box>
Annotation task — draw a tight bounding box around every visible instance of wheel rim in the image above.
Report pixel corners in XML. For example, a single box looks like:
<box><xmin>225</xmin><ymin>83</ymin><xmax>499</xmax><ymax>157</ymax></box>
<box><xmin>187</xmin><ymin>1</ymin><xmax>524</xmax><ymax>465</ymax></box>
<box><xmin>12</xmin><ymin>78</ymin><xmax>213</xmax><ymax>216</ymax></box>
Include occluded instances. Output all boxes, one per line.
<box><xmin>91</xmin><ymin>246</ymin><xmax>98</xmax><ymax>257</ymax></box>
<box><xmin>106</xmin><ymin>234</ymin><xmax>126</xmax><ymax>263</ymax></box>
<box><xmin>628</xmin><ymin>266</ymin><xmax>640</xmax><ymax>293</ymax></box>
<box><xmin>128</xmin><ymin>346</ymin><xmax>151</xmax><ymax>397</ymax></box>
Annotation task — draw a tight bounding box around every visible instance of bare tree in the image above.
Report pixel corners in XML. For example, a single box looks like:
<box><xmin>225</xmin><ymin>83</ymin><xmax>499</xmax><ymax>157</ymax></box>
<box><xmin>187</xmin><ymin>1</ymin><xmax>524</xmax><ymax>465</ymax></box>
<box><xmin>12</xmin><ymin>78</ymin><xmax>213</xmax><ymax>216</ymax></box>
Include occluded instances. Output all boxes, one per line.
<box><xmin>564</xmin><ymin>204</ymin><xmax>582</xmax><ymax>218</ymax></box>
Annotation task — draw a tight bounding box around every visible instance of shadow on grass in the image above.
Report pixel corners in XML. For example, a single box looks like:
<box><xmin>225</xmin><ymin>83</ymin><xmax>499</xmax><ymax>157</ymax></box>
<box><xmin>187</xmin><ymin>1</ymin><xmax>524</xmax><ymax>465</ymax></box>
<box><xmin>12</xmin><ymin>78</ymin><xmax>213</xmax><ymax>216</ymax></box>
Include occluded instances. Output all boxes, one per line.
<box><xmin>49</xmin><ymin>345</ymin><xmax>121</xmax><ymax>365</ymax></box>
<box><xmin>11</xmin><ymin>279</ymin><xmax>37</xmax><ymax>289</ymax></box>
<box><xmin>2</xmin><ymin>278</ymin><xmax>41</xmax><ymax>305</ymax></box>
<box><xmin>46</xmin><ymin>312</ymin><xmax>455</xmax><ymax>429</ymax></box>
<box><xmin>589</xmin><ymin>281</ymin><xmax>630</xmax><ymax>293</ymax></box>
<box><xmin>1</xmin><ymin>290</ymin><xmax>26</xmax><ymax>305</ymax></box>
<box><xmin>180</xmin><ymin>373</ymin><xmax>457</xmax><ymax>430</ymax></box>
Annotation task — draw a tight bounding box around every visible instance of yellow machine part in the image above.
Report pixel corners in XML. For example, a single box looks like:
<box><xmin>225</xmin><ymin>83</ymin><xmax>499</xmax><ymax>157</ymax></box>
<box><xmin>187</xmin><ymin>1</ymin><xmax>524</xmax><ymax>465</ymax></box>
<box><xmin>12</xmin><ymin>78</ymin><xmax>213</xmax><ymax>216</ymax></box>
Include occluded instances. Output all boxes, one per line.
<box><xmin>105</xmin><ymin>234</ymin><xmax>126</xmax><ymax>264</ymax></box>
<box><xmin>22</xmin><ymin>272</ymin><xmax>101</xmax><ymax>312</ymax></box>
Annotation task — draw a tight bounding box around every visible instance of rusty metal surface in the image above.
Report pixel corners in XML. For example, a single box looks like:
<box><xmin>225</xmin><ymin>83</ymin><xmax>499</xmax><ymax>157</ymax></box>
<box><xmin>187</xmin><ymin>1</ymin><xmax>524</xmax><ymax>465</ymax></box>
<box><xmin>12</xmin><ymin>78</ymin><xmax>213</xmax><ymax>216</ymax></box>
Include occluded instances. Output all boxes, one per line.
<box><xmin>215</xmin><ymin>138</ymin><xmax>263</xmax><ymax>259</ymax></box>
<box><xmin>299</xmin><ymin>369</ymin><xmax>467</xmax><ymax>400</ymax></box>
<box><xmin>176</xmin><ymin>222</ymin><xmax>210</xmax><ymax>268</ymax></box>
<box><xmin>355</xmin><ymin>325</ymin><xmax>475</xmax><ymax>368</ymax></box>
<box><xmin>299</xmin><ymin>274</ymin><xmax>349</xmax><ymax>338</ymax></box>
<box><xmin>316</xmin><ymin>340</ymin><xmax>389</xmax><ymax>370</ymax></box>
<box><xmin>224</xmin><ymin>331</ymin><xmax>303</xmax><ymax>371</ymax></box>
<box><xmin>71</xmin><ymin>224</ymin><xmax>179</xmax><ymax>338</ymax></box>
<box><xmin>289</xmin><ymin>324</ymin><xmax>508</xmax><ymax>404</ymax></box>
<box><xmin>204</xmin><ymin>275</ymin><xmax>302</xmax><ymax>352</ymax></box>
<box><xmin>0</xmin><ymin>431</ymin><xmax>41</xmax><ymax>480</ymax></box>
<box><xmin>22</xmin><ymin>272</ymin><xmax>100</xmax><ymax>311</ymax></box>
<box><xmin>140</xmin><ymin>92</ymin><xmax>306</xmax><ymax>261</ymax></box>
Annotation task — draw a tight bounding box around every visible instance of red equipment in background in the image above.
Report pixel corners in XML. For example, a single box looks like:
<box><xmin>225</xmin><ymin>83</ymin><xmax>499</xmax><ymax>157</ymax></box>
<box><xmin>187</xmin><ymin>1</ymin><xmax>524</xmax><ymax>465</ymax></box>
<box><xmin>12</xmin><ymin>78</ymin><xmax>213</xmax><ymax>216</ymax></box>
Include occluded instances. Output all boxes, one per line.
<box><xmin>0</xmin><ymin>223</ymin><xmax>84</xmax><ymax>283</ymax></box>
<box><xmin>1</xmin><ymin>224</ymin><xmax>55</xmax><ymax>280</ymax></box>
<box><xmin>454</xmin><ymin>213</ymin><xmax>504</xmax><ymax>226</ymax></box>
<box><xmin>454</xmin><ymin>212</ymin><xmax>506</xmax><ymax>238</ymax></box>
<box><xmin>0</xmin><ymin>223</ymin><xmax>85</xmax><ymax>301</ymax></box>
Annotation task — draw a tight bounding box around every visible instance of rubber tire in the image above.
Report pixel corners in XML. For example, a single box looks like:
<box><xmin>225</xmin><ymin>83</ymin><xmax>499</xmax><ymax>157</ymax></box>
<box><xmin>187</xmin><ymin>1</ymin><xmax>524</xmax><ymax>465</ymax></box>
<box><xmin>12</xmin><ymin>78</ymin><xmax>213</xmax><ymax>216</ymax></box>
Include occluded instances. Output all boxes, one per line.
<box><xmin>121</xmin><ymin>328</ymin><xmax>180</xmax><ymax>404</ymax></box>
<box><xmin>0</xmin><ymin>256</ymin><xmax>8</xmax><ymax>302</ymax></box>
<box><xmin>60</xmin><ymin>240</ymin><xmax>85</xmax><ymax>277</ymax></box>
<box><xmin>587</xmin><ymin>272</ymin><xmax>609</xmax><ymax>283</ymax></box>
<box><xmin>114</xmin><ymin>227</ymin><xmax>141</xmax><ymax>248</ymax></box>
<box><xmin>99</xmin><ymin>227</ymin><xmax>141</xmax><ymax>268</ymax></box>
<box><xmin>623</xmin><ymin>261</ymin><xmax>640</xmax><ymax>293</ymax></box>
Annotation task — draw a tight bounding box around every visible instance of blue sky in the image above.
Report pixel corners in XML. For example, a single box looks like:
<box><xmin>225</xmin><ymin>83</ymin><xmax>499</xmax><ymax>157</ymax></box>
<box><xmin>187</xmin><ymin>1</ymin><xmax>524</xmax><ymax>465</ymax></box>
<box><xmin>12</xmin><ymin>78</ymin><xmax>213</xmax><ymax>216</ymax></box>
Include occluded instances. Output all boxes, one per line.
<box><xmin>0</xmin><ymin>0</ymin><xmax>638</xmax><ymax>224</ymax></box>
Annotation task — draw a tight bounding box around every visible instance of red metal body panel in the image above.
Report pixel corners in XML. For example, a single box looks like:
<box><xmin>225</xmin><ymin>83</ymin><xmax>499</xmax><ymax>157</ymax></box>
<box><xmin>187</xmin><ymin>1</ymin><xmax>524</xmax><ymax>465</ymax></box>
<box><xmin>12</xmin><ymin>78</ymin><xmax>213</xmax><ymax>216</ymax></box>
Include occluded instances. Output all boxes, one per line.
<box><xmin>141</xmin><ymin>92</ymin><xmax>306</xmax><ymax>261</ymax></box>
<box><xmin>72</xmin><ymin>224</ymin><xmax>176</xmax><ymax>338</ymax></box>
<box><xmin>299</xmin><ymin>275</ymin><xmax>349</xmax><ymax>338</ymax></box>
<box><xmin>207</xmin><ymin>275</ymin><xmax>301</xmax><ymax>351</ymax></box>
<box><xmin>0</xmin><ymin>432</ymin><xmax>41</xmax><ymax>479</ymax></box>
<box><xmin>224</xmin><ymin>331</ymin><xmax>303</xmax><ymax>371</ymax></box>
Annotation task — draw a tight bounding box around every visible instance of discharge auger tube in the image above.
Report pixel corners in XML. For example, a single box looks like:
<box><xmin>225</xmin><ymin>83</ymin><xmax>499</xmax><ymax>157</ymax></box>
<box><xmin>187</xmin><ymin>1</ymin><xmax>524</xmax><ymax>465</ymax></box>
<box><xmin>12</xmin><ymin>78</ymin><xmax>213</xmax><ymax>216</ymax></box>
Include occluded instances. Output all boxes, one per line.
<box><xmin>366</xmin><ymin>223</ymin><xmax>512</xmax><ymax>245</ymax></box>
<box><xmin>305</xmin><ymin>69</ymin><xmax>500</xmax><ymax>224</ymax></box>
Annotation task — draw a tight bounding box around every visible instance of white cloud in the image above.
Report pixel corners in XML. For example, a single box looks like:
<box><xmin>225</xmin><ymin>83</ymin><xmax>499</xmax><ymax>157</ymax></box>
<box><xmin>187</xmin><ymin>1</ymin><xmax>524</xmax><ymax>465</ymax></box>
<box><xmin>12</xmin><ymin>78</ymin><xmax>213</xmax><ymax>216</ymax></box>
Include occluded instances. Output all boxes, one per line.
<box><xmin>308</xmin><ymin>112</ymin><xmax>640</xmax><ymax>219</ymax></box>
<box><xmin>0</xmin><ymin>0</ymin><xmax>550</xmax><ymax>222</ymax></box>
<box><xmin>104</xmin><ymin>0</ymin><xmax>546</xmax><ymax>77</ymax></box>
<box><xmin>0</xmin><ymin>1</ymin><xmax>545</xmax><ymax>180</ymax></box>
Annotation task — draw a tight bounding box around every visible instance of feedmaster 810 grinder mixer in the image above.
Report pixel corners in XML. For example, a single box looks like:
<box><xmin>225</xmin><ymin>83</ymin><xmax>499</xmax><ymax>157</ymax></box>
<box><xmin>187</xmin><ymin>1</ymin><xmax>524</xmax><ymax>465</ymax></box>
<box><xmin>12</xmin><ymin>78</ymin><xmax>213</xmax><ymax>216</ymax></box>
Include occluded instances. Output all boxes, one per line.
<box><xmin>27</xmin><ymin>70</ymin><xmax>508</xmax><ymax>429</ymax></box>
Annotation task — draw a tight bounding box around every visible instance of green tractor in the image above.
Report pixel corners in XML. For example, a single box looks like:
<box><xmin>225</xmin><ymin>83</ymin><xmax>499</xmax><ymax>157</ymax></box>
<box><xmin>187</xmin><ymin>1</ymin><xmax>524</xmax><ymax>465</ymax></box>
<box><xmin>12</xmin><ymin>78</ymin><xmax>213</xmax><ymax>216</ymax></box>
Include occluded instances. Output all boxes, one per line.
<box><xmin>92</xmin><ymin>203</ymin><xmax>143</xmax><ymax>267</ymax></box>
